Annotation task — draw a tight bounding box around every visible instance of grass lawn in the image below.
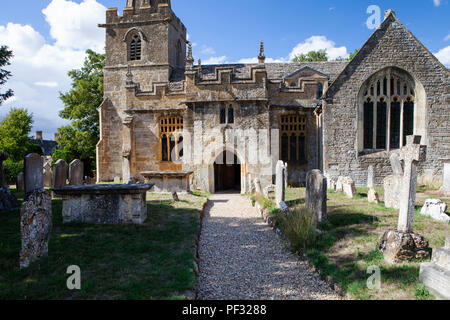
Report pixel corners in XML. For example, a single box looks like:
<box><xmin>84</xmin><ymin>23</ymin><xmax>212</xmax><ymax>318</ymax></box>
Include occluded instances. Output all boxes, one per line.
<box><xmin>284</xmin><ymin>187</ymin><xmax>450</xmax><ymax>300</ymax></box>
<box><xmin>0</xmin><ymin>189</ymin><xmax>207</xmax><ymax>300</ymax></box>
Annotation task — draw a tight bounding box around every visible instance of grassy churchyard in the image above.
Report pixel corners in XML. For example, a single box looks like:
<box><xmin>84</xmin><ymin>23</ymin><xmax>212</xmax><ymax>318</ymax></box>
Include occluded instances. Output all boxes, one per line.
<box><xmin>0</xmin><ymin>188</ymin><xmax>207</xmax><ymax>300</ymax></box>
<box><xmin>280</xmin><ymin>187</ymin><xmax>450</xmax><ymax>300</ymax></box>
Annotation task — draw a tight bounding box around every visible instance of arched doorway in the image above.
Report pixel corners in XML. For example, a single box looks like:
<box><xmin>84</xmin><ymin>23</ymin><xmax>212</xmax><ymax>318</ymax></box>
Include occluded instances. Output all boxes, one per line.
<box><xmin>214</xmin><ymin>150</ymin><xmax>241</xmax><ymax>192</ymax></box>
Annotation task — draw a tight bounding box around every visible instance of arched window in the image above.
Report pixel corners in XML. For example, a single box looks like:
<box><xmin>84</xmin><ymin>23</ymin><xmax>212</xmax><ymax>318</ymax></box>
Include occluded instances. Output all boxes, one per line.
<box><xmin>129</xmin><ymin>34</ymin><xmax>142</xmax><ymax>61</ymax></box>
<box><xmin>228</xmin><ymin>105</ymin><xmax>234</xmax><ymax>124</ymax></box>
<box><xmin>280</xmin><ymin>115</ymin><xmax>307</xmax><ymax>164</ymax></box>
<box><xmin>316</xmin><ymin>82</ymin><xmax>323</xmax><ymax>99</ymax></box>
<box><xmin>219</xmin><ymin>105</ymin><xmax>226</xmax><ymax>124</ymax></box>
<box><xmin>176</xmin><ymin>40</ymin><xmax>182</xmax><ymax>66</ymax></box>
<box><xmin>160</xmin><ymin>116</ymin><xmax>183</xmax><ymax>162</ymax></box>
<box><xmin>360</xmin><ymin>67</ymin><xmax>421</xmax><ymax>152</ymax></box>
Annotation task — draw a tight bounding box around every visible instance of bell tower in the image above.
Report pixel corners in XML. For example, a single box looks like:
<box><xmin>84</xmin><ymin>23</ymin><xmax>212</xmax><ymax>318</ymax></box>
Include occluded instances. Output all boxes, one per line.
<box><xmin>100</xmin><ymin>0</ymin><xmax>187</xmax><ymax>82</ymax></box>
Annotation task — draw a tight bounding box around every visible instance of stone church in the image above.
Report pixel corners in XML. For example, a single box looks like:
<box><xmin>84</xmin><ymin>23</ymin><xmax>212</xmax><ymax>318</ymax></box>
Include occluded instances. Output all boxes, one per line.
<box><xmin>96</xmin><ymin>0</ymin><xmax>449</xmax><ymax>194</ymax></box>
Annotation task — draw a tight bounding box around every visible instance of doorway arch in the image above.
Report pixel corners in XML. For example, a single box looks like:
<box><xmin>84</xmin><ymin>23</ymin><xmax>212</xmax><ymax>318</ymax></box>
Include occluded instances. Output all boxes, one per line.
<box><xmin>213</xmin><ymin>150</ymin><xmax>241</xmax><ymax>193</ymax></box>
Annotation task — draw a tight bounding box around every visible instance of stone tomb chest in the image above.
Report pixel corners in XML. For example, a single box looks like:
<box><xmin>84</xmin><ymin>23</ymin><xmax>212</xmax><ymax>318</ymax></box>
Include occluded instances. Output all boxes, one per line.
<box><xmin>140</xmin><ymin>171</ymin><xmax>193</xmax><ymax>194</ymax></box>
<box><xmin>53</xmin><ymin>183</ymin><xmax>154</xmax><ymax>225</ymax></box>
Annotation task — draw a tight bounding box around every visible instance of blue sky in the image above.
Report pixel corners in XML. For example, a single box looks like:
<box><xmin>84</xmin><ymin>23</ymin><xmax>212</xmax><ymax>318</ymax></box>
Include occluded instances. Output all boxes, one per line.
<box><xmin>0</xmin><ymin>0</ymin><xmax>449</xmax><ymax>139</ymax></box>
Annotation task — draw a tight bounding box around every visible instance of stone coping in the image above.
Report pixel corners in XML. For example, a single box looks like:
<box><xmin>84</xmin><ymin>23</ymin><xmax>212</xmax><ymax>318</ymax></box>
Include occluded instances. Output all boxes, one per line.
<box><xmin>52</xmin><ymin>183</ymin><xmax>155</xmax><ymax>195</ymax></box>
<box><xmin>141</xmin><ymin>171</ymin><xmax>193</xmax><ymax>177</ymax></box>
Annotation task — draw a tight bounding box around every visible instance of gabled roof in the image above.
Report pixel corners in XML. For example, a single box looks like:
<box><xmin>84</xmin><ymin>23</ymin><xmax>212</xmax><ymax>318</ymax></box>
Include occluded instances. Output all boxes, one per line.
<box><xmin>284</xmin><ymin>65</ymin><xmax>330</xmax><ymax>79</ymax></box>
<box><xmin>325</xmin><ymin>10</ymin><xmax>450</xmax><ymax>99</ymax></box>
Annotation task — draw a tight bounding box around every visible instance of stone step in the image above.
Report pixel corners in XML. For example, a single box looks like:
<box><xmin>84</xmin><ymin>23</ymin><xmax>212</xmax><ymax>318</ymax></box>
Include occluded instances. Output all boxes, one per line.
<box><xmin>432</xmin><ymin>248</ymin><xmax>450</xmax><ymax>271</ymax></box>
<box><xmin>419</xmin><ymin>262</ymin><xmax>450</xmax><ymax>300</ymax></box>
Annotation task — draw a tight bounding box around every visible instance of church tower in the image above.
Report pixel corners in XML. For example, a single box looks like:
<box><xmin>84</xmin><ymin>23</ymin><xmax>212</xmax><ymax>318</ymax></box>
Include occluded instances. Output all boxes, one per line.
<box><xmin>100</xmin><ymin>0</ymin><xmax>187</xmax><ymax>82</ymax></box>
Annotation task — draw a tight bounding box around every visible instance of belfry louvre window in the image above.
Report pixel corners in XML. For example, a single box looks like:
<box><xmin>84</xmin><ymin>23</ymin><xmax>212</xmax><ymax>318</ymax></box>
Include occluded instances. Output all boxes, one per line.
<box><xmin>160</xmin><ymin>116</ymin><xmax>183</xmax><ymax>162</ymax></box>
<box><xmin>129</xmin><ymin>34</ymin><xmax>142</xmax><ymax>61</ymax></box>
<box><xmin>280</xmin><ymin>115</ymin><xmax>307</xmax><ymax>164</ymax></box>
<box><xmin>362</xmin><ymin>73</ymin><xmax>415</xmax><ymax>151</ymax></box>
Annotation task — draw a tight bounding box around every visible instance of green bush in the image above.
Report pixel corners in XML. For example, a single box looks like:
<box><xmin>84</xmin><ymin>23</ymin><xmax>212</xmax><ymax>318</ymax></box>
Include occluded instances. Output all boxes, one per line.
<box><xmin>3</xmin><ymin>159</ymin><xmax>23</xmax><ymax>185</ymax></box>
<box><xmin>273</xmin><ymin>205</ymin><xmax>317</xmax><ymax>252</ymax></box>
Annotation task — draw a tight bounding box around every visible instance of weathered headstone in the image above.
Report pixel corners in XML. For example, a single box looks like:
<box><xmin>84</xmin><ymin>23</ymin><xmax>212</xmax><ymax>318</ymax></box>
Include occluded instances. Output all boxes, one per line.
<box><xmin>52</xmin><ymin>159</ymin><xmax>68</xmax><ymax>189</ymax></box>
<box><xmin>306</xmin><ymin>169</ymin><xmax>327</xmax><ymax>224</ymax></box>
<box><xmin>275</xmin><ymin>161</ymin><xmax>285</xmax><ymax>208</ymax></box>
<box><xmin>383</xmin><ymin>174</ymin><xmax>403</xmax><ymax>209</ymax></box>
<box><xmin>336</xmin><ymin>176</ymin><xmax>344</xmax><ymax>193</ymax></box>
<box><xmin>284</xmin><ymin>162</ymin><xmax>288</xmax><ymax>189</ymax></box>
<box><xmin>254</xmin><ymin>178</ymin><xmax>262</xmax><ymax>194</ymax></box>
<box><xmin>390</xmin><ymin>153</ymin><xmax>403</xmax><ymax>175</ymax></box>
<box><xmin>43</xmin><ymin>162</ymin><xmax>53</xmax><ymax>188</ymax></box>
<box><xmin>378</xmin><ymin>136</ymin><xmax>430</xmax><ymax>264</ymax></box>
<box><xmin>114</xmin><ymin>176</ymin><xmax>121</xmax><ymax>184</ymax></box>
<box><xmin>69</xmin><ymin>159</ymin><xmax>84</xmax><ymax>186</ymax></box>
<box><xmin>16</xmin><ymin>172</ymin><xmax>24</xmax><ymax>191</ymax></box>
<box><xmin>420</xmin><ymin>199</ymin><xmax>450</xmax><ymax>223</ymax></box>
<box><xmin>338</xmin><ymin>176</ymin><xmax>356</xmax><ymax>198</ymax></box>
<box><xmin>441</xmin><ymin>161</ymin><xmax>450</xmax><ymax>193</ymax></box>
<box><xmin>24</xmin><ymin>153</ymin><xmax>44</xmax><ymax>198</ymax></box>
<box><xmin>19</xmin><ymin>190</ymin><xmax>52</xmax><ymax>269</ymax></box>
<box><xmin>367</xmin><ymin>165</ymin><xmax>379</xmax><ymax>203</ymax></box>
<box><xmin>263</xmin><ymin>184</ymin><xmax>275</xmax><ymax>199</ymax></box>
<box><xmin>0</xmin><ymin>153</ymin><xmax>8</xmax><ymax>188</ymax></box>
<box><xmin>419</xmin><ymin>236</ymin><xmax>450</xmax><ymax>300</ymax></box>
<box><xmin>172</xmin><ymin>191</ymin><xmax>180</xmax><ymax>202</ymax></box>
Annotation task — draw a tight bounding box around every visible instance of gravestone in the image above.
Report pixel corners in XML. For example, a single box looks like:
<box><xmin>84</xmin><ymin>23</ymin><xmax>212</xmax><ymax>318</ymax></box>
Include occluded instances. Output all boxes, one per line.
<box><xmin>337</xmin><ymin>176</ymin><xmax>356</xmax><ymax>198</ymax></box>
<box><xmin>335</xmin><ymin>177</ymin><xmax>344</xmax><ymax>193</ymax></box>
<box><xmin>263</xmin><ymin>184</ymin><xmax>275</xmax><ymax>199</ymax></box>
<box><xmin>52</xmin><ymin>160</ymin><xmax>68</xmax><ymax>189</ymax></box>
<box><xmin>19</xmin><ymin>190</ymin><xmax>52</xmax><ymax>269</ymax></box>
<box><xmin>24</xmin><ymin>153</ymin><xmax>44</xmax><ymax>198</ymax></box>
<box><xmin>419</xmin><ymin>236</ymin><xmax>450</xmax><ymax>300</ymax></box>
<box><xmin>43</xmin><ymin>162</ymin><xmax>53</xmax><ymax>188</ymax></box>
<box><xmin>390</xmin><ymin>153</ymin><xmax>403</xmax><ymax>175</ymax></box>
<box><xmin>275</xmin><ymin>161</ymin><xmax>285</xmax><ymax>208</ymax></box>
<box><xmin>383</xmin><ymin>174</ymin><xmax>403</xmax><ymax>209</ymax></box>
<box><xmin>367</xmin><ymin>166</ymin><xmax>379</xmax><ymax>203</ymax></box>
<box><xmin>441</xmin><ymin>161</ymin><xmax>450</xmax><ymax>193</ymax></box>
<box><xmin>254</xmin><ymin>178</ymin><xmax>262</xmax><ymax>194</ymax></box>
<box><xmin>420</xmin><ymin>199</ymin><xmax>450</xmax><ymax>223</ymax></box>
<box><xmin>114</xmin><ymin>176</ymin><xmax>121</xmax><ymax>184</ymax></box>
<box><xmin>284</xmin><ymin>162</ymin><xmax>288</xmax><ymax>189</ymax></box>
<box><xmin>69</xmin><ymin>159</ymin><xmax>84</xmax><ymax>186</ymax></box>
<box><xmin>0</xmin><ymin>153</ymin><xmax>8</xmax><ymax>188</ymax></box>
<box><xmin>378</xmin><ymin>136</ymin><xmax>430</xmax><ymax>264</ymax></box>
<box><xmin>305</xmin><ymin>170</ymin><xmax>327</xmax><ymax>224</ymax></box>
<box><xmin>16</xmin><ymin>172</ymin><xmax>24</xmax><ymax>191</ymax></box>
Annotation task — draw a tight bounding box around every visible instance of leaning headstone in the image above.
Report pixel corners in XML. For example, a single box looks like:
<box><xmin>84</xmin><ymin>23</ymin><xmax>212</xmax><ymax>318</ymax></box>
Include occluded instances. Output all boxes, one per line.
<box><xmin>16</xmin><ymin>172</ymin><xmax>24</xmax><ymax>191</ymax></box>
<box><xmin>172</xmin><ymin>191</ymin><xmax>180</xmax><ymax>202</ymax></box>
<box><xmin>43</xmin><ymin>162</ymin><xmax>53</xmax><ymax>188</ymax></box>
<box><xmin>419</xmin><ymin>236</ymin><xmax>450</xmax><ymax>300</ymax></box>
<box><xmin>368</xmin><ymin>188</ymin><xmax>379</xmax><ymax>204</ymax></box>
<box><xmin>306</xmin><ymin>169</ymin><xmax>327</xmax><ymax>224</ymax></box>
<box><xmin>441</xmin><ymin>161</ymin><xmax>450</xmax><ymax>193</ymax></box>
<box><xmin>275</xmin><ymin>161</ymin><xmax>285</xmax><ymax>208</ymax></box>
<box><xmin>390</xmin><ymin>153</ymin><xmax>403</xmax><ymax>175</ymax></box>
<box><xmin>378</xmin><ymin>136</ymin><xmax>430</xmax><ymax>264</ymax></box>
<box><xmin>0</xmin><ymin>153</ymin><xmax>8</xmax><ymax>188</ymax></box>
<box><xmin>342</xmin><ymin>177</ymin><xmax>356</xmax><ymax>198</ymax></box>
<box><xmin>263</xmin><ymin>184</ymin><xmax>275</xmax><ymax>199</ymax></box>
<box><xmin>336</xmin><ymin>177</ymin><xmax>345</xmax><ymax>193</ymax></box>
<box><xmin>24</xmin><ymin>153</ymin><xmax>44</xmax><ymax>198</ymax></box>
<box><xmin>254</xmin><ymin>178</ymin><xmax>262</xmax><ymax>194</ymax></box>
<box><xmin>19</xmin><ymin>190</ymin><xmax>52</xmax><ymax>269</ymax></box>
<box><xmin>420</xmin><ymin>199</ymin><xmax>450</xmax><ymax>223</ymax></box>
<box><xmin>69</xmin><ymin>159</ymin><xmax>84</xmax><ymax>186</ymax></box>
<box><xmin>52</xmin><ymin>160</ymin><xmax>68</xmax><ymax>189</ymax></box>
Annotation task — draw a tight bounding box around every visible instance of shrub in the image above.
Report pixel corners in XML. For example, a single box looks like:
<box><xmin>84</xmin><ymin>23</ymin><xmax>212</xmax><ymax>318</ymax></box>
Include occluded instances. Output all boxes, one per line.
<box><xmin>273</xmin><ymin>205</ymin><xmax>317</xmax><ymax>252</ymax></box>
<box><xmin>3</xmin><ymin>159</ymin><xmax>23</xmax><ymax>185</ymax></box>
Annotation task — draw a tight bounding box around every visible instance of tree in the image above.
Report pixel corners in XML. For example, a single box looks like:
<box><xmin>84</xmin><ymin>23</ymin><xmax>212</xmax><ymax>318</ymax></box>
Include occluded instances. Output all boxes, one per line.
<box><xmin>347</xmin><ymin>49</ymin><xmax>360</xmax><ymax>61</ymax></box>
<box><xmin>0</xmin><ymin>107</ymin><xmax>36</xmax><ymax>161</ymax></box>
<box><xmin>0</xmin><ymin>46</ymin><xmax>13</xmax><ymax>105</ymax></box>
<box><xmin>55</xmin><ymin>49</ymin><xmax>105</xmax><ymax>175</ymax></box>
<box><xmin>292</xmin><ymin>50</ymin><xmax>328</xmax><ymax>62</ymax></box>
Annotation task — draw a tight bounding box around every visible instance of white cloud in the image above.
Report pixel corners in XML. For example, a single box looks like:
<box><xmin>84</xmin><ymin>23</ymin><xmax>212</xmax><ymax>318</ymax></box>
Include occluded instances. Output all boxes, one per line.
<box><xmin>0</xmin><ymin>0</ymin><xmax>106</xmax><ymax>139</ymax></box>
<box><xmin>200</xmin><ymin>45</ymin><xmax>216</xmax><ymax>55</ymax></box>
<box><xmin>435</xmin><ymin>46</ymin><xmax>450</xmax><ymax>66</ymax></box>
<box><xmin>202</xmin><ymin>56</ymin><xmax>228</xmax><ymax>65</ymax></box>
<box><xmin>433</xmin><ymin>0</ymin><xmax>441</xmax><ymax>7</ymax></box>
<box><xmin>289</xmin><ymin>36</ymin><xmax>349</xmax><ymax>61</ymax></box>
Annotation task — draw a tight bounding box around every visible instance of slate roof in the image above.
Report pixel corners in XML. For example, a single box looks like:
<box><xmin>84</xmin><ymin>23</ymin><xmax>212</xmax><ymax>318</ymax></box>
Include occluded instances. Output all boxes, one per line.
<box><xmin>33</xmin><ymin>139</ymin><xmax>58</xmax><ymax>156</ymax></box>
<box><xmin>169</xmin><ymin>61</ymin><xmax>349</xmax><ymax>83</ymax></box>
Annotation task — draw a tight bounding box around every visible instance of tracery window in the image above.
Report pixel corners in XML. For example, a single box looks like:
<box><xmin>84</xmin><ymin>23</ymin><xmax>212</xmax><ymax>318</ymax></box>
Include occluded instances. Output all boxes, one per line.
<box><xmin>361</xmin><ymin>72</ymin><xmax>415</xmax><ymax>151</ymax></box>
<box><xmin>280</xmin><ymin>115</ymin><xmax>307</xmax><ymax>164</ymax></box>
<box><xmin>219</xmin><ymin>104</ymin><xmax>235</xmax><ymax>124</ymax></box>
<box><xmin>160</xmin><ymin>116</ymin><xmax>183</xmax><ymax>162</ymax></box>
<box><xmin>316</xmin><ymin>82</ymin><xmax>323</xmax><ymax>99</ymax></box>
<box><xmin>129</xmin><ymin>34</ymin><xmax>142</xmax><ymax>61</ymax></box>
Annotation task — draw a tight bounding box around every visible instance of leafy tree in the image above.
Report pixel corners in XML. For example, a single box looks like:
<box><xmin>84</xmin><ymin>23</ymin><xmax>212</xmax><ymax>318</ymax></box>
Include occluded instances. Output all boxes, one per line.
<box><xmin>54</xmin><ymin>49</ymin><xmax>105</xmax><ymax>175</ymax></box>
<box><xmin>0</xmin><ymin>107</ymin><xmax>36</xmax><ymax>161</ymax></box>
<box><xmin>292</xmin><ymin>49</ymin><xmax>328</xmax><ymax>62</ymax></box>
<box><xmin>348</xmin><ymin>49</ymin><xmax>360</xmax><ymax>61</ymax></box>
<box><xmin>0</xmin><ymin>46</ymin><xmax>14</xmax><ymax>105</ymax></box>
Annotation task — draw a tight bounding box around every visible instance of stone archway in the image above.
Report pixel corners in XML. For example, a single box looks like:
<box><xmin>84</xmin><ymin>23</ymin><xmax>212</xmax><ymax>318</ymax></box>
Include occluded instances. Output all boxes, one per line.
<box><xmin>208</xmin><ymin>148</ymin><xmax>246</xmax><ymax>194</ymax></box>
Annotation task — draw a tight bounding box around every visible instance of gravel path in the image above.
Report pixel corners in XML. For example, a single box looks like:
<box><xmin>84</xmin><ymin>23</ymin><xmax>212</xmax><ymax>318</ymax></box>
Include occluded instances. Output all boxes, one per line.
<box><xmin>197</xmin><ymin>193</ymin><xmax>341</xmax><ymax>300</ymax></box>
